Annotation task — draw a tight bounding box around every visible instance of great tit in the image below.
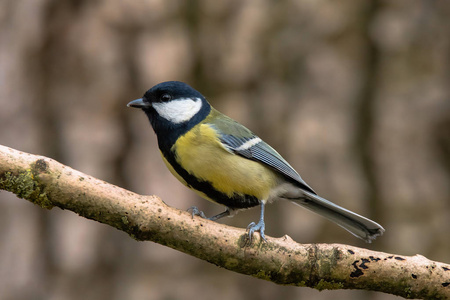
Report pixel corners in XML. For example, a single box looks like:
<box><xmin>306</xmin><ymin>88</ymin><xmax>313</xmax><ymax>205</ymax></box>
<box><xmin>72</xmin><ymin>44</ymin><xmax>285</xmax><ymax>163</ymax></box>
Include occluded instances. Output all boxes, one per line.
<box><xmin>127</xmin><ymin>81</ymin><xmax>384</xmax><ymax>243</ymax></box>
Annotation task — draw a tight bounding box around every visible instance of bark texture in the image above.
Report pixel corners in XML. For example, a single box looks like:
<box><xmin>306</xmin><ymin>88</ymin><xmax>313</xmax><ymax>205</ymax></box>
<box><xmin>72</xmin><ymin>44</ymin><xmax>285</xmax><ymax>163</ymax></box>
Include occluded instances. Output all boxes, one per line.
<box><xmin>1</xmin><ymin>145</ymin><xmax>448</xmax><ymax>299</ymax></box>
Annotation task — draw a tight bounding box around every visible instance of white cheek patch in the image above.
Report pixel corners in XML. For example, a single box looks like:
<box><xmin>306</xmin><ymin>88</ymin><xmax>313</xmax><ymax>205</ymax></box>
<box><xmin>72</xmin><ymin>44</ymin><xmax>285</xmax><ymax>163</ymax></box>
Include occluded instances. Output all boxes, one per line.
<box><xmin>152</xmin><ymin>97</ymin><xmax>203</xmax><ymax>124</ymax></box>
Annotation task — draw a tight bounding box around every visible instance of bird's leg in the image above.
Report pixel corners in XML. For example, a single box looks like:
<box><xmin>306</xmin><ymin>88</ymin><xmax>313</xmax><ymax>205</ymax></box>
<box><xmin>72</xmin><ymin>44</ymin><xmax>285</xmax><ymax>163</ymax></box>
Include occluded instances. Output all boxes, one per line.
<box><xmin>188</xmin><ymin>206</ymin><xmax>230</xmax><ymax>221</ymax></box>
<box><xmin>208</xmin><ymin>209</ymin><xmax>231</xmax><ymax>221</ymax></box>
<box><xmin>246</xmin><ymin>202</ymin><xmax>266</xmax><ymax>242</ymax></box>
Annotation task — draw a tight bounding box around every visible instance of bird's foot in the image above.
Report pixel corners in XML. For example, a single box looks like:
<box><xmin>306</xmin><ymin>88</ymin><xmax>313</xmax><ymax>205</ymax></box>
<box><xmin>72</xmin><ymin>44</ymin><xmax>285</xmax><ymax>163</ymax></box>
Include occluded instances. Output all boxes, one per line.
<box><xmin>246</xmin><ymin>219</ymin><xmax>266</xmax><ymax>243</ymax></box>
<box><xmin>187</xmin><ymin>206</ymin><xmax>207</xmax><ymax>219</ymax></box>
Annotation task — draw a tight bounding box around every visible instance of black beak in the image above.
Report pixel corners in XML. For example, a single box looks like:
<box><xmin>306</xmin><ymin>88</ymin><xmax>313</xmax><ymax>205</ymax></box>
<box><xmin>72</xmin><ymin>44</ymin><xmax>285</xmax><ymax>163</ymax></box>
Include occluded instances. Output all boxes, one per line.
<box><xmin>127</xmin><ymin>98</ymin><xmax>151</xmax><ymax>108</ymax></box>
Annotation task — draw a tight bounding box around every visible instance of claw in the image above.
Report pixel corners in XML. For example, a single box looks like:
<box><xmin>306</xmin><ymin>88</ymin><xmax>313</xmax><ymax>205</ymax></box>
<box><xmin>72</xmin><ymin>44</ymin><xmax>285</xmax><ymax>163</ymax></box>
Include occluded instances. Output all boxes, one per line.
<box><xmin>187</xmin><ymin>207</ymin><xmax>231</xmax><ymax>221</ymax></box>
<box><xmin>187</xmin><ymin>206</ymin><xmax>207</xmax><ymax>219</ymax></box>
<box><xmin>246</xmin><ymin>222</ymin><xmax>256</xmax><ymax>230</ymax></box>
<box><xmin>246</xmin><ymin>219</ymin><xmax>266</xmax><ymax>243</ymax></box>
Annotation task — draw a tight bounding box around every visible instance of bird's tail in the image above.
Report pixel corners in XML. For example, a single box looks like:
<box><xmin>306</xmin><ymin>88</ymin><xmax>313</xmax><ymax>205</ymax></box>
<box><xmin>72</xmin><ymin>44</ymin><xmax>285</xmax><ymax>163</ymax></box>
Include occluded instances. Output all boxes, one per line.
<box><xmin>290</xmin><ymin>191</ymin><xmax>385</xmax><ymax>243</ymax></box>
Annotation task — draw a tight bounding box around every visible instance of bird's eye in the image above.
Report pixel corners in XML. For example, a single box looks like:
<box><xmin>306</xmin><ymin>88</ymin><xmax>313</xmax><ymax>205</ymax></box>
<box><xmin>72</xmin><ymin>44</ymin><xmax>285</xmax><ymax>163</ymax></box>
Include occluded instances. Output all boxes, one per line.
<box><xmin>160</xmin><ymin>94</ymin><xmax>172</xmax><ymax>102</ymax></box>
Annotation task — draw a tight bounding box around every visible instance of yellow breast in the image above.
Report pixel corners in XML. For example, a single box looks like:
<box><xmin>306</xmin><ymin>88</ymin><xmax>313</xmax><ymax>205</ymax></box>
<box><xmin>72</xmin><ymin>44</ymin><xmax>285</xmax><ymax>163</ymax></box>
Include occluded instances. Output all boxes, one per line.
<box><xmin>171</xmin><ymin>124</ymin><xmax>279</xmax><ymax>201</ymax></box>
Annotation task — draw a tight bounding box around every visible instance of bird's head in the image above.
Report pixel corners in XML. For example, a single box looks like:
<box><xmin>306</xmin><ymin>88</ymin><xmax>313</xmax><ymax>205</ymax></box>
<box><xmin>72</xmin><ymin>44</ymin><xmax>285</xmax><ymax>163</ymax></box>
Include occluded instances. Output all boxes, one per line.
<box><xmin>127</xmin><ymin>81</ymin><xmax>211</xmax><ymax>144</ymax></box>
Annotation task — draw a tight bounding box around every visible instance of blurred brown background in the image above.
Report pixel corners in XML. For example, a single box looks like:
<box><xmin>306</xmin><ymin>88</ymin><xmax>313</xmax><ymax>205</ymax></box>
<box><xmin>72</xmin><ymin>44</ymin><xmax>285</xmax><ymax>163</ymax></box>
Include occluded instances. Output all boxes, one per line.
<box><xmin>1</xmin><ymin>1</ymin><xmax>449</xmax><ymax>299</ymax></box>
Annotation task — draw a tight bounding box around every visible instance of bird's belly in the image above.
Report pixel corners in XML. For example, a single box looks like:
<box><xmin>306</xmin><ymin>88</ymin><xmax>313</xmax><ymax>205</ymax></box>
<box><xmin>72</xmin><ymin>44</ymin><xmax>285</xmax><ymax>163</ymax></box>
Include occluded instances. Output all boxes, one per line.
<box><xmin>172</xmin><ymin>125</ymin><xmax>279</xmax><ymax>201</ymax></box>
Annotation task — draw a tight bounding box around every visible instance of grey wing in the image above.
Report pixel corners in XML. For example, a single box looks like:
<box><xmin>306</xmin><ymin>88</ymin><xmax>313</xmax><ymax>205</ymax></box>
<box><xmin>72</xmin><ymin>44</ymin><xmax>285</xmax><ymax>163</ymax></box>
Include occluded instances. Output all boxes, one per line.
<box><xmin>219</xmin><ymin>133</ymin><xmax>316</xmax><ymax>195</ymax></box>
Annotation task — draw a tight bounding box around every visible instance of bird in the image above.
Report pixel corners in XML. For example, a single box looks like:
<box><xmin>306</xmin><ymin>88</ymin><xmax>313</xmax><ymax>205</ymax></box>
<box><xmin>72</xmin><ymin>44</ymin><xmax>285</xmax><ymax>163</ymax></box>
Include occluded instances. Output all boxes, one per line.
<box><xmin>127</xmin><ymin>81</ymin><xmax>385</xmax><ymax>243</ymax></box>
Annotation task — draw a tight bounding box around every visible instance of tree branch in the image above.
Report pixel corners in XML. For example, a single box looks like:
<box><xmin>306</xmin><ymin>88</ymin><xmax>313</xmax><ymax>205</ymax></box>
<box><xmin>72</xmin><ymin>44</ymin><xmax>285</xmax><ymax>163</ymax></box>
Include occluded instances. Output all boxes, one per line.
<box><xmin>0</xmin><ymin>145</ymin><xmax>448</xmax><ymax>299</ymax></box>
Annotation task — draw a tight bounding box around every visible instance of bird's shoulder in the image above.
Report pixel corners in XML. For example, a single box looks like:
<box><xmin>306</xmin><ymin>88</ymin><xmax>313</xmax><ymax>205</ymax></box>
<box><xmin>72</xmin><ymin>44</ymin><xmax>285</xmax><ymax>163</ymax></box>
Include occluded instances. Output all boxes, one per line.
<box><xmin>202</xmin><ymin>108</ymin><xmax>255</xmax><ymax>138</ymax></box>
